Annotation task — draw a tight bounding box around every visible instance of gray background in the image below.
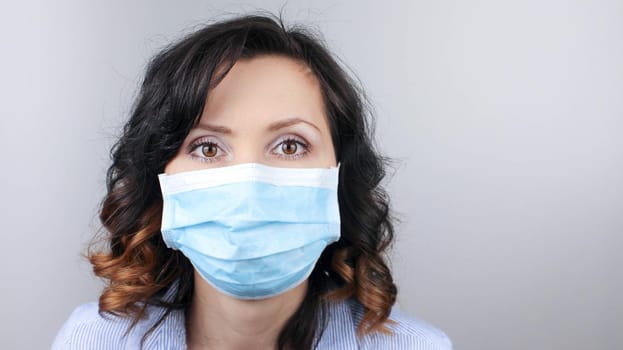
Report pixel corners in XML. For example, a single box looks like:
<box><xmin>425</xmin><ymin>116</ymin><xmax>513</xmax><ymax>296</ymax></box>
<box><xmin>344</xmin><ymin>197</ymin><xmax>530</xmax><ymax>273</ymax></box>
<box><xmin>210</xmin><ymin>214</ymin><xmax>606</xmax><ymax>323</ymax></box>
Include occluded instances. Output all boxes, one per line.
<box><xmin>1</xmin><ymin>1</ymin><xmax>621</xmax><ymax>349</ymax></box>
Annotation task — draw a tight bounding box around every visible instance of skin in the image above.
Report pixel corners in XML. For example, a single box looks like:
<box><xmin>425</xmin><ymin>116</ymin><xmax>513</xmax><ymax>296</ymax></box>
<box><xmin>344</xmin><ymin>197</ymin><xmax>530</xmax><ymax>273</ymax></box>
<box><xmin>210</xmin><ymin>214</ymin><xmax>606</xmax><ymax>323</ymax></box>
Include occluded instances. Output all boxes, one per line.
<box><xmin>163</xmin><ymin>55</ymin><xmax>337</xmax><ymax>350</ymax></box>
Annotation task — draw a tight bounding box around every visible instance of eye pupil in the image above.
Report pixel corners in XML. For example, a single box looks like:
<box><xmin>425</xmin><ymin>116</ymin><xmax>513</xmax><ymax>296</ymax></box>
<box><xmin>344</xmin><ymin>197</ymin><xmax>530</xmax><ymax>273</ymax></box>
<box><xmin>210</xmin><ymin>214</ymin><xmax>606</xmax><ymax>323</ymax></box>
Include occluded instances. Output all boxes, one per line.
<box><xmin>201</xmin><ymin>144</ymin><xmax>218</xmax><ymax>157</ymax></box>
<box><xmin>281</xmin><ymin>140</ymin><xmax>297</xmax><ymax>155</ymax></box>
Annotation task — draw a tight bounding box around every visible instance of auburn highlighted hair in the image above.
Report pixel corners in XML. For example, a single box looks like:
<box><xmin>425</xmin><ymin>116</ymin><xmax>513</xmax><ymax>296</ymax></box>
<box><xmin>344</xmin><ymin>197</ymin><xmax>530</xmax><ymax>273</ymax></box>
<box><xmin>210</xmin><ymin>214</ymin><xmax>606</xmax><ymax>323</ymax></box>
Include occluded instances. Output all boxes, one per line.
<box><xmin>89</xmin><ymin>11</ymin><xmax>398</xmax><ymax>349</ymax></box>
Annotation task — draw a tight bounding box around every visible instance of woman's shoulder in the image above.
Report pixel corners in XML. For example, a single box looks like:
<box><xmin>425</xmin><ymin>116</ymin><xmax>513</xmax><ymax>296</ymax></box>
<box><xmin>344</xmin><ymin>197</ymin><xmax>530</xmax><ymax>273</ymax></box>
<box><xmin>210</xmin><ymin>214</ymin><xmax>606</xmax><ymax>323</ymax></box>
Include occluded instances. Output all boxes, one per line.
<box><xmin>51</xmin><ymin>301</ymin><xmax>186</xmax><ymax>350</ymax></box>
<box><xmin>381</xmin><ymin>305</ymin><xmax>453</xmax><ymax>350</ymax></box>
<box><xmin>320</xmin><ymin>298</ymin><xmax>453</xmax><ymax>350</ymax></box>
<box><xmin>53</xmin><ymin>298</ymin><xmax>450</xmax><ymax>350</ymax></box>
<box><xmin>52</xmin><ymin>302</ymin><xmax>131</xmax><ymax>349</ymax></box>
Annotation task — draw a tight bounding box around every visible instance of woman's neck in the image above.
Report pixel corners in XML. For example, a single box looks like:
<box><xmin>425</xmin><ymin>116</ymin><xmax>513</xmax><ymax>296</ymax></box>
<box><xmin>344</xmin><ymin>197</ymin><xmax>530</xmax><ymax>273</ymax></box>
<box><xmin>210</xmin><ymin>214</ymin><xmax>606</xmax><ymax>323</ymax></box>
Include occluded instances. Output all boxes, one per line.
<box><xmin>186</xmin><ymin>272</ymin><xmax>308</xmax><ymax>350</ymax></box>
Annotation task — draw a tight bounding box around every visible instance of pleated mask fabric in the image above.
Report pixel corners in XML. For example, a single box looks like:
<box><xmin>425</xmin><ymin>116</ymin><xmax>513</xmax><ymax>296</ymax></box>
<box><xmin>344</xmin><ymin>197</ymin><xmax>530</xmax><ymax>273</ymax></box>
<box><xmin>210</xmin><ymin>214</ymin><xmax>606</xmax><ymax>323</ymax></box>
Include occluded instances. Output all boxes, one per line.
<box><xmin>157</xmin><ymin>162</ymin><xmax>341</xmax><ymax>299</ymax></box>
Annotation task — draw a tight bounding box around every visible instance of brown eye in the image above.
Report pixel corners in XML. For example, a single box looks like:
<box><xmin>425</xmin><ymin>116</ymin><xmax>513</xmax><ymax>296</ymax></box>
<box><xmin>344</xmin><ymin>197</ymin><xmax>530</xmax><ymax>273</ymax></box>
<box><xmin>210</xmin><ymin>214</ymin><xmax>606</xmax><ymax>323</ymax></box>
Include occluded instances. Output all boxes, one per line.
<box><xmin>201</xmin><ymin>143</ymin><xmax>218</xmax><ymax>157</ymax></box>
<box><xmin>281</xmin><ymin>140</ymin><xmax>298</xmax><ymax>155</ymax></box>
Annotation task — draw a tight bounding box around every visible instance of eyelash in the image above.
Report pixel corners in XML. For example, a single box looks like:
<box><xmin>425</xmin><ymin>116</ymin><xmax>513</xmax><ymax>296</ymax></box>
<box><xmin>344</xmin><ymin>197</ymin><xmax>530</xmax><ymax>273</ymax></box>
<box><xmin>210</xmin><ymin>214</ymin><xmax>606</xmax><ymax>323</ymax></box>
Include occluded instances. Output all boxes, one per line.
<box><xmin>188</xmin><ymin>136</ymin><xmax>311</xmax><ymax>163</ymax></box>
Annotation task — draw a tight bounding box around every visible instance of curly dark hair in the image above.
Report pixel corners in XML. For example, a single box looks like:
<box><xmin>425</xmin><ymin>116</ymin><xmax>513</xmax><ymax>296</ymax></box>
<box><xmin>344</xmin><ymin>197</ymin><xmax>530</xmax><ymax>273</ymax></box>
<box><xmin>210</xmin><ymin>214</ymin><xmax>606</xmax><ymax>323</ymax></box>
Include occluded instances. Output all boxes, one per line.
<box><xmin>89</xmin><ymin>11</ymin><xmax>397</xmax><ymax>350</ymax></box>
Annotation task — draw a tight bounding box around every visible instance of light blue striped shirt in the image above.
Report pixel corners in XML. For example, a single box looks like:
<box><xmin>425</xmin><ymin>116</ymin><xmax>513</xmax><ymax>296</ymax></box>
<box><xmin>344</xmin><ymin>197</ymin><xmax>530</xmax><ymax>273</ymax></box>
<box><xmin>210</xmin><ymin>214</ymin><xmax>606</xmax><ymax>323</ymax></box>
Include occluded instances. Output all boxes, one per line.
<box><xmin>53</xmin><ymin>289</ymin><xmax>452</xmax><ymax>349</ymax></box>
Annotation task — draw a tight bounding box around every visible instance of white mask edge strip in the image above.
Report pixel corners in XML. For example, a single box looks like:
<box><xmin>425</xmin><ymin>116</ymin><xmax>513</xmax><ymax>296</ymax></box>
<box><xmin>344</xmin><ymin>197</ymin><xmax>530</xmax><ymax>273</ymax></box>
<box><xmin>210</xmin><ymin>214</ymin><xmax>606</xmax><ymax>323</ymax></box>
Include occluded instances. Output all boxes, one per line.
<box><xmin>158</xmin><ymin>162</ymin><xmax>340</xmax><ymax>194</ymax></box>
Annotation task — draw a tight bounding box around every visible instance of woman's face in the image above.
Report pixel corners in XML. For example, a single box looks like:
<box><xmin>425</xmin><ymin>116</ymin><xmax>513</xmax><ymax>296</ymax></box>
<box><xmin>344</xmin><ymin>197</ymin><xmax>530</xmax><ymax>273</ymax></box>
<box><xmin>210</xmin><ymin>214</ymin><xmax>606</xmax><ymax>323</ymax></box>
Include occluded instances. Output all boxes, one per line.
<box><xmin>164</xmin><ymin>55</ymin><xmax>336</xmax><ymax>174</ymax></box>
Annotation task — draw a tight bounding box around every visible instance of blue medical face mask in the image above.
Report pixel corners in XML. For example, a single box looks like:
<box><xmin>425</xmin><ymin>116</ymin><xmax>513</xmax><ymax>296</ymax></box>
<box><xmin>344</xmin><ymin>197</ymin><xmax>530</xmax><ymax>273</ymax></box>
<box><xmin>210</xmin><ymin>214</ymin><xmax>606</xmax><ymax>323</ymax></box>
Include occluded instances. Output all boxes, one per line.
<box><xmin>157</xmin><ymin>162</ymin><xmax>341</xmax><ymax>300</ymax></box>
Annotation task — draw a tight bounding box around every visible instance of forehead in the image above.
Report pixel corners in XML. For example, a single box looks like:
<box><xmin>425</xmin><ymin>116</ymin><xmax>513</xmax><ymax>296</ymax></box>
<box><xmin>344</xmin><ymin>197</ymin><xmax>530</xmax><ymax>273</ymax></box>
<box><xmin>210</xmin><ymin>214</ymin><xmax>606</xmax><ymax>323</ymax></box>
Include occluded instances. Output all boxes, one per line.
<box><xmin>199</xmin><ymin>55</ymin><xmax>327</xmax><ymax>128</ymax></box>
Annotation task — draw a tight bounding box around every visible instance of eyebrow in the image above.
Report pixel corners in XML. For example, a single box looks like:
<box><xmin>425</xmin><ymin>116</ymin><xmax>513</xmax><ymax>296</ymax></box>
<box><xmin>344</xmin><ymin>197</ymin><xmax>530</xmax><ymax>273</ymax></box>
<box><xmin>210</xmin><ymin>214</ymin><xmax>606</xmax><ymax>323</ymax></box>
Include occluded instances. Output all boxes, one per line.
<box><xmin>267</xmin><ymin>117</ymin><xmax>320</xmax><ymax>133</ymax></box>
<box><xmin>193</xmin><ymin>117</ymin><xmax>320</xmax><ymax>134</ymax></box>
<box><xmin>193</xmin><ymin>123</ymin><xmax>233</xmax><ymax>134</ymax></box>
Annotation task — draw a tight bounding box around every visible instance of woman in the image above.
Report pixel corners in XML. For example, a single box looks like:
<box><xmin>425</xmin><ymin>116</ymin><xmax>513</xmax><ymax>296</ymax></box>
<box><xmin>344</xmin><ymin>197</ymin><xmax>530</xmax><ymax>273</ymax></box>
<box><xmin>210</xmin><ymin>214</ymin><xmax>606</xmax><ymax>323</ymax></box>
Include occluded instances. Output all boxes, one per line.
<box><xmin>52</xmin><ymin>13</ymin><xmax>452</xmax><ymax>350</ymax></box>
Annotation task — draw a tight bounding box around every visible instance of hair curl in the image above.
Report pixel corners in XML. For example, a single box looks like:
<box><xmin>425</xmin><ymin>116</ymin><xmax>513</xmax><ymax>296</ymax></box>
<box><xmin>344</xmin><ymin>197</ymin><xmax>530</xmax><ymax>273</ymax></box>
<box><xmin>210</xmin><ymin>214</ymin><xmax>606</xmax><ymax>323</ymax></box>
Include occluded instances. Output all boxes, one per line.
<box><xmin>89</xmin><ymin>12</ymin><xmax>397</xmax><ymax>350</ymax></box>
